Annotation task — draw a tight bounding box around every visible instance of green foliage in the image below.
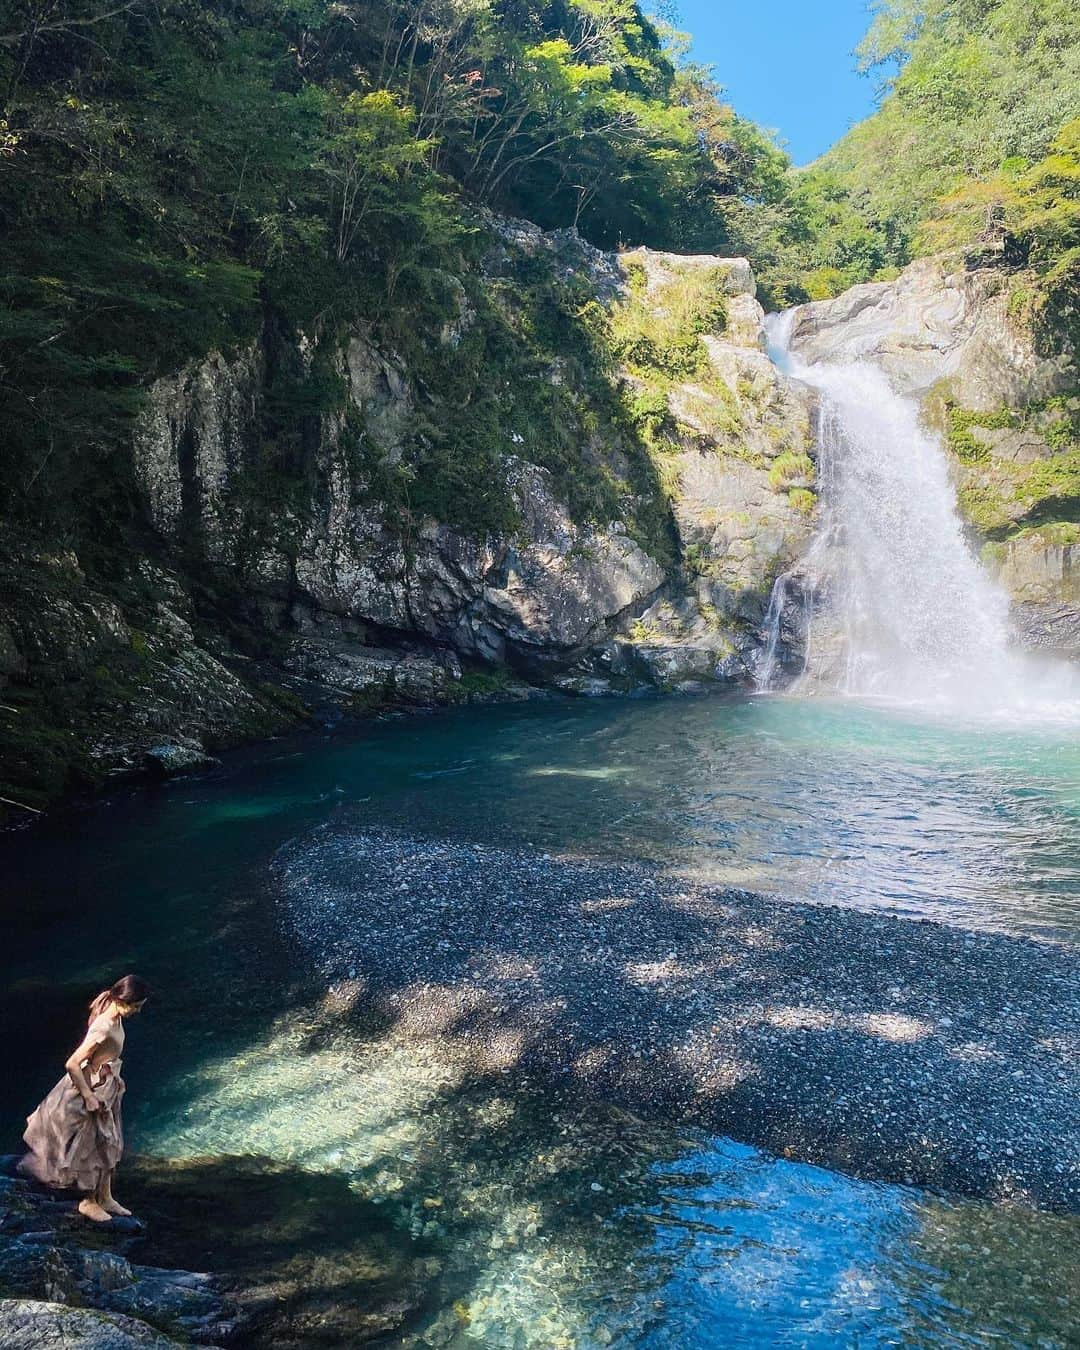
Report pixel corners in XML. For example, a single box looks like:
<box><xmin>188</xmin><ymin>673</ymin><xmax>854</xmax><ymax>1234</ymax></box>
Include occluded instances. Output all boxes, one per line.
<box><xmin>788</xmin><ymin>487</ymin><xmax>817</xmax><ymax>516</ymax></box>
<box><xmin>769</xmin><ymin>0</ymin><xmax>1080</xmax><ymax>301</ymax></box>
<box><xmin>767</xmin><ymin>451</ymin><xmax>815</xmax><ymax>492</ymax></box>
<box><xmin>611</xmin><ymin>260</ymin><xmax>727</xmax><ymax>380</ymax></box>
<box><xmin>918</xmin><ymin>119</ymin><xmax>1080</xmax><ymax>344</ymax></box>
<box><xmin>0</xmin><ymin>0</ymin><xmax>468</xmax><ymax>539</ymax></box>
<box><xmin>0</xmin><ymin>0</ymin><xmax>804</xmax><ymax>557</ymax></box>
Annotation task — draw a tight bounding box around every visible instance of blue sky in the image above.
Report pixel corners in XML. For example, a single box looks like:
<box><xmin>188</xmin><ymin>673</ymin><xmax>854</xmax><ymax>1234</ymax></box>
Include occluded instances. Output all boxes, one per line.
<box><xmin>672</xmin><ymin>1</ymin><xmax>884</xmax><ymax>165</ymax></box>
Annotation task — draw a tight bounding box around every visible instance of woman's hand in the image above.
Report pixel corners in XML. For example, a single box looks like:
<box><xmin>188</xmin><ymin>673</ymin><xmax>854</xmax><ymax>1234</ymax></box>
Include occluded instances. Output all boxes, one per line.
<box><xmin>83</xmin><ymin>1093</ymin><xmax>101</xmax><ymax>1112</ymax></box>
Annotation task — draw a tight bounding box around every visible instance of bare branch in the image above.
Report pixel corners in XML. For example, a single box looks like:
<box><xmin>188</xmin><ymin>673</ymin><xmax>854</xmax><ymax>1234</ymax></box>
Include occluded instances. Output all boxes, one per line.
<box><xmin>0</xmin><ymin>0</ymin><xmax>140</xmax><ymax>48</ymax></box>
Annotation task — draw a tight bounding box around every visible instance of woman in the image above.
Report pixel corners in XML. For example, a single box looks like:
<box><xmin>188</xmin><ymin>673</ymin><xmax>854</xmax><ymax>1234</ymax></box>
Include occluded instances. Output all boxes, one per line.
<box><xmin>21</xmin><ymin>974</ymin><xmax>150</xmax><ymax>1222</ymax></box>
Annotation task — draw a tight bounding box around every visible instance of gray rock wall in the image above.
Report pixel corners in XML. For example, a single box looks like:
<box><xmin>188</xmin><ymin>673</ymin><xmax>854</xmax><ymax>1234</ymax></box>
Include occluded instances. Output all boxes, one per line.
<box><xmin>787</xmin><ymin>257</ymin><xmax>1074</xmax><ymax>407</ymax></box>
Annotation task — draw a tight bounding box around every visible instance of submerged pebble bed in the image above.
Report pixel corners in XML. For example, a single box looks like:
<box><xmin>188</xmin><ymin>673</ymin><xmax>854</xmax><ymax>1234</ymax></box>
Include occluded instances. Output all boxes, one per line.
<box><xmin>273</xmin><ymin>824</ymin><xmax>1080</xmax><ymax>1210</ymax></box>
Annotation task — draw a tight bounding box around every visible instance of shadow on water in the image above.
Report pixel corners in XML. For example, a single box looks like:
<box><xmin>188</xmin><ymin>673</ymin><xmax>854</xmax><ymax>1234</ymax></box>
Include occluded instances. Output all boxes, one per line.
<box><xmin>123</xmin><ymin>1154</ymin><xmax>436</xmax><ymax>1347</ymax></box>
<box><xmin>125</xmin><ymin>991</ymin><xmax>1080</xmax><ymax>1348</ymax></box>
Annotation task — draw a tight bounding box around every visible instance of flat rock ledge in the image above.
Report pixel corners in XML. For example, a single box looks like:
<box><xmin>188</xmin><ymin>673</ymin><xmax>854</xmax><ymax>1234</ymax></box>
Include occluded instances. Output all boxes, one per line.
<box><xmin>0</xmin><ymin>1162</ymin><xmax>232</xmax><ymax>1347</ymax></box>
<box><xmin>276</xmin><ymin>827</ymin><xmax>1079</xmax><ymax>1212</ymax></box>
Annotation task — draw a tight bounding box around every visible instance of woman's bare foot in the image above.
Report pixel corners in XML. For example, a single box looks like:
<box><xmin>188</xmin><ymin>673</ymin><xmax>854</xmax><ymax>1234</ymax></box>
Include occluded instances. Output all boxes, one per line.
<box><xmin>102</xmin><ymin>1198</ymin><xmax>132</xmax><ymax>1216</ymax></box>
<box><xmin>78</xmin><ymin>1198</ymin><xmax>112</xmax><ymax>1223</ymax></box>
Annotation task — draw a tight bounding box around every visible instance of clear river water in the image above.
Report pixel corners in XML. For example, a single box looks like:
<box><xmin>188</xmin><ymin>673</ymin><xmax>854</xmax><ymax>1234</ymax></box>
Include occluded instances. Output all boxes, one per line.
<box><xmin>3</xmin><ymin>693</ymin><xmax>1078</xmax><ymax>1346</ymax></box>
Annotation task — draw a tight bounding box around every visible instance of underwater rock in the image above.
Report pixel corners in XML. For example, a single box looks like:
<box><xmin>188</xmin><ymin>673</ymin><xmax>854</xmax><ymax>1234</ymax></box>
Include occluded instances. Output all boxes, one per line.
<box><xmin>275</xmin><ymin>827</ymin><xmax>1080</xmax><ymax>1213</ymax></box>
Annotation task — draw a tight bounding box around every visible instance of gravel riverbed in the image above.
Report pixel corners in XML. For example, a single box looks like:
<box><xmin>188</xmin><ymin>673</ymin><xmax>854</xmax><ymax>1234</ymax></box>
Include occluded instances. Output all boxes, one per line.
<box><xmin>276</xmin><ymin>826</ymin><xmax>1079</xmax><ymax>1212</ymax></box>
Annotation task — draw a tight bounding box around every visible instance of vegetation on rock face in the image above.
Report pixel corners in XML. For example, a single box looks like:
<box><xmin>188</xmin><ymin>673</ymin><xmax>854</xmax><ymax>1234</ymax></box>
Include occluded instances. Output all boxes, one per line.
<box><xmin>613</xmin><ymin>259</ymin><xmax>728</xmax><ymax>379</ymax></box>
<box><xmin>0</xmin><ymin>0</ymin><xmax>795</xmax><ymax>812</ymax></box>
<box><xmin>942</xmin><ymin>396</ymin><xmax>1080</xmax><ymax>537</ymax></box>
<box><xmin>3</xmin><ymin>0</ymin><xmax>1072</xmax><ymax>550</ymax></box>
<box><xmin>1</xmin><ymin>0</ymin><xmax>1077</xmax><ymax>814</ymax></box>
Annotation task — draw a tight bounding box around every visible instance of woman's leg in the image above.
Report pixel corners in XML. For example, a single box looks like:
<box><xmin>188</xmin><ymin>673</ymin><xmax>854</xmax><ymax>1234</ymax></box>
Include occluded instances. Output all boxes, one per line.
<box><xmin>99</xmin><ymin>1169</ymin><xmax>131</xmax><ymax>1216</ymax></box>
<box><xmin>77</xmin><ymin>1174</ymin><xmax>112</xmax><ymax>1222</ymax></box>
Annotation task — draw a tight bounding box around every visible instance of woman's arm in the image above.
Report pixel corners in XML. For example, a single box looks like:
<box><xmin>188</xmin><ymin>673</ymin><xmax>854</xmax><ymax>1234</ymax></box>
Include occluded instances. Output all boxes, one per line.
<box><xmin>65</xmin><ymin>1030</ymin><xmax>105</xmax><ymax>1111</ymax></box>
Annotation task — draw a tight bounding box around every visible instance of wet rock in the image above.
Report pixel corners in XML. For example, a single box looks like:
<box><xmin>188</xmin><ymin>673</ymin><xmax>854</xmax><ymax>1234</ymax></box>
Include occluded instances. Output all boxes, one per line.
<box><xmin>987</xmin><ymin>528</ymin><xmax>1079</xmax><ymax>653</ymax></box>
<box><xmin>284</xmin><ymin>638</ymin><xmax>463</xmax><ymax>707</ymax></box>
<box><xmin>0</xmin><ymin>1169</ymin><xmax>233</xmax><ymax>1346</ymax></box>
<box><xmin>144</xmin><ymin>741</ymin><xmax>217</xmax><ymax>778</ymax></box>
<box><xmin>119</xmin><ymin>1155</ymin><xmax>430</xmax><ymax>1349</ymax></box>
<box><xmin>132</xmin><ymin>345</ymin><xmax>262</xmax><ymax>556</ymax></box>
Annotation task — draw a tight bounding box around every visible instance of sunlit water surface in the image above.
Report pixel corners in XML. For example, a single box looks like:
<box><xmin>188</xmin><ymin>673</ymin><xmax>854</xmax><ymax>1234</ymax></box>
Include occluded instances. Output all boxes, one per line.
<box><xmin>3</xmin><ymin>694</ymin><xmax>1078</xmax><ymax>1345</ymax></box>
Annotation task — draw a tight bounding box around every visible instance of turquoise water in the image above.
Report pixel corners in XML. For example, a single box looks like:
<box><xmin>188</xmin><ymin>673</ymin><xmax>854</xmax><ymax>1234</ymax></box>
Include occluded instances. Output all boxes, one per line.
<box><xmin>3</xmin><ymin>693</ymin><xmax>1078</xmax><ymax>1344</ymax></box>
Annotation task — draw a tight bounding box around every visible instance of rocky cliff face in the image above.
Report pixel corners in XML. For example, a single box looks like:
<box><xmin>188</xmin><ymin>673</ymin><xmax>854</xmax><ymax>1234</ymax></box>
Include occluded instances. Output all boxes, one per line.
<box><xmin>0</xmin><ymin>220</ymin><xmax>816</xmax><ymax>814</ymax></box>
<box><xmin>788</xmin><ymin>256</ymin><xmax>1079</xmax><ymax>655</ymax></box>
<box><xmin>131</xmin><ymin>231</ymin><xmax>815</xmax><ymax>698</ymax></box>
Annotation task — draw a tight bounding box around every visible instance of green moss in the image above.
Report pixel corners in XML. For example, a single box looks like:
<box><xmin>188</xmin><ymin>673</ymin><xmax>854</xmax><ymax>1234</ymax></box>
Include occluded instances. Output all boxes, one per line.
<box><xmin>346</xmin><ymin>682</ymin><xmax>396</xmax><ymax>715</ymax></box>
<box><xmin>622</xmin><ymin>260</ymin><xmax>648</xmax><ymax>295</ymax></box>
<box><xmin>447</xmin><ymin>668</ymin><xmax>515</xmax><ymax>702</ymax></box>
<box><xmin>674</xmin><ymin>384</ymin><xmax>744</xmax><ymax>444</ymax></box>
<box><xmin>624</xmin><ymin>387</ymin><xmax>673</xmax><ymax>438</ymax></box>
<box><xmin>628</xmin><ymin>617</ymin><xmax>661</xmax><ymax>643</ymax></box>
<box><xmin>945</xmin><ymin>397</ymin><xmax>1080</xmax><ymax>538</ymax></box>
<box><xmin>788</xmin><ymin>487</ymin><xmax>817</xmax><ymax>515</ymax></box>
<box><xmin>767</xmin><ymin>452</ymin><xmax>815</xmax><ymax>492</ymax></box>
<box><xmin>956</xmin><ymin>479</ymin><xmax>1013</xmax><ymax>536</ymax></box>
<box><xmin>980</xmin><ymin>540</ymin><xmax>1008</xmax><ymax>567</ymax></box>
<box><xmin>1007</xmin><ymin>286</ymin><xmax>1035</xmax><ymax>325</ymax></box>
<box><xmin>945</xmin><ymin>406</ymin><xmax>1018</xmax><ymax>464</ymax></box>
<box><xmin>682</xmin><ymin>542</ymin><xmax>708</xmax><ymax>576</ymax></box>
<box><xmin>255</xmin><ymin>682</ymin><xmax>312</xmax><ymax>719</ymax></box>
<box><xmin>1019</xmin><ymin>448</ymin><xmax>1080</xmax><ymax>516</ymax></box>
<box><xmin>1013</xmin><ymin>521</ymin><xmax>1080</xmax><ymax>546</ymax></box>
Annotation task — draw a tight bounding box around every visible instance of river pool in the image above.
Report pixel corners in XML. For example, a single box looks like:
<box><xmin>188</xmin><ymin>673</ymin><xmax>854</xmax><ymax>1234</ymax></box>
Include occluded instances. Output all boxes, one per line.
<box><xmin>3</xmin><ymin>693</ymin><xmax>1078</xmax><ymax>1345</ymax></box>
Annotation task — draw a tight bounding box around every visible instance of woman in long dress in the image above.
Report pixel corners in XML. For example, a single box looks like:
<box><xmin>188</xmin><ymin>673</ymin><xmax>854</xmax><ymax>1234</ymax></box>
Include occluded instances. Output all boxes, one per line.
<box><xmin>21</xmin><ymin>974</ymin><xmax>150</xmax><ymax>1222</ymax></box>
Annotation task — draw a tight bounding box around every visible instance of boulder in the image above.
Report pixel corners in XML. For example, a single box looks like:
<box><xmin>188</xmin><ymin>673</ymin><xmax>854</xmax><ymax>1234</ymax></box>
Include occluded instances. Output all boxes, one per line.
<box><xmin>0</xmin><ymin>1302</ymin><xmax>193</xmax><ymax>1350</ymax></box>
<box><xmin>787</xmin><ymin>257</ymin><xmax>1075</xmax><ymax>405</ymax></box>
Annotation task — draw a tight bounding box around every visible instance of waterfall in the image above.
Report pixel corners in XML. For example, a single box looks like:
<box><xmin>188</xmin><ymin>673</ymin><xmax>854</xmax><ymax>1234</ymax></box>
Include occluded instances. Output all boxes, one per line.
<box><xmin>761</xmin><ymin>313</ymin><xmax>1078</xmax><ymax>719</ymax></box>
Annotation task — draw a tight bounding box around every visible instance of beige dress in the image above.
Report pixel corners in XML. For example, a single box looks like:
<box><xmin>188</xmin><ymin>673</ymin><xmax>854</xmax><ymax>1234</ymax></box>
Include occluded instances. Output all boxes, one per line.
<box><xmin>22</xmin><ymin>1014</ymin><xmax>126</xmax><ymax>1192</ymax></box>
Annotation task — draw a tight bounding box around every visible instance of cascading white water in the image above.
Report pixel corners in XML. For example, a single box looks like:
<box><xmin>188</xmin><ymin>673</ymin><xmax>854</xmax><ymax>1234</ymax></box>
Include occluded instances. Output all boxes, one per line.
<box><xmin>763</xmin><ymin>312</ymin><xmax>1078</xmax><ymax>719</ymax></box>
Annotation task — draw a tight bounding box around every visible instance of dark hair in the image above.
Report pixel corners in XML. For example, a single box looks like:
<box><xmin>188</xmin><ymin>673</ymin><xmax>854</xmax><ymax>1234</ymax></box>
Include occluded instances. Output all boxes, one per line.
<box><xmin>88</xmin><ymin>975</ymin><xmax>150</xmax><ymax>1022</ymax></box>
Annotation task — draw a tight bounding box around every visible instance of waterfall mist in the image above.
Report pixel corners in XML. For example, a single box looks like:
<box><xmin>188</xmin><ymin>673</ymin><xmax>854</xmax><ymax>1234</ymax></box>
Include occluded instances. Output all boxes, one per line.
<box><xmin>762</xmin><ymin>313</ymin><xmax>1078</xmax><ymax>720</ymax></box>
